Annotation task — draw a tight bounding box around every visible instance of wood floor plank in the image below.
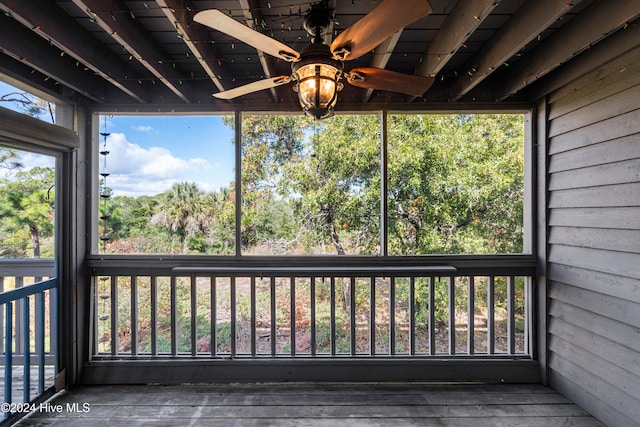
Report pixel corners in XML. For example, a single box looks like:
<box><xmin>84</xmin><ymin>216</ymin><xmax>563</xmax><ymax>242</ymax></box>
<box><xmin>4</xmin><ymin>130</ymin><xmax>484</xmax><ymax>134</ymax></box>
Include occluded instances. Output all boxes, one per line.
<box><xmin>47</xmin><ymin>390</ymin><xmax>570</xmax><ymax>406</ymax></box>
<box><xmin>21</xmin><ymin>404</ymin><xmax>592</xmax><ymax>419</ymax></box>
<box><xmin>14</xmin><ymin>383</ymin><xmax>604</xmax><ymax>427</ymax></box>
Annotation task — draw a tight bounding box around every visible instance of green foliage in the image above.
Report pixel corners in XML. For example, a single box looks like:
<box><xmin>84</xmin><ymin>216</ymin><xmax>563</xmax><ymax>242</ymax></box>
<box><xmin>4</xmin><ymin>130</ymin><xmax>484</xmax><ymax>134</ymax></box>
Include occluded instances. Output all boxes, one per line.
<box><xmin>97</xmin><ymin>113</ymin><xmax>526</xmax><ymax>256</ymax></box>
<box><xmin>0</xmin><ymin>148</ymin><xmax>23</xmax><ymax>173</ymax></box>
<box><xmin>0</xmin><ymin>166</ymin><xmax>55</xmax><ymax>257</ymax></box>
<box><xmin>387</xmin><ymin>114</ymin><xmax>524</xmax><ymax>254</ymax></box>
<box><xmin>2</xmin><ymin>113</ymin><xmax>524</xmax><ymax>257</ymax></box>
<box><xmin>238</xmin><ymin>114</ymin><xmax>381</xmax><ymax>255</ymax></box>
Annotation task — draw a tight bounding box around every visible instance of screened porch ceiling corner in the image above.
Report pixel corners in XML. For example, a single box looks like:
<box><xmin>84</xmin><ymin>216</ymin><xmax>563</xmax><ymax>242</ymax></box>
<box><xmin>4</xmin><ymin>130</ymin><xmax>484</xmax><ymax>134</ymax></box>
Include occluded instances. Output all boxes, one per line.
<box><xmin>0</xmin><ymin>0</ymin><xmax>638</xmax><ymax>112</ymax></box>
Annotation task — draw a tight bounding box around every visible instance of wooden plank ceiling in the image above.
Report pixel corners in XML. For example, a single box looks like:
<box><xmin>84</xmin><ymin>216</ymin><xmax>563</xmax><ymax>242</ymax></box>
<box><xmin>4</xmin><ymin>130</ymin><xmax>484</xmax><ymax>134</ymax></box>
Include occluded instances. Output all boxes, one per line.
<box><xmin>0</xmin><ymin>0</ymin><xmax>638</xmax><ymax>111</ymax></box>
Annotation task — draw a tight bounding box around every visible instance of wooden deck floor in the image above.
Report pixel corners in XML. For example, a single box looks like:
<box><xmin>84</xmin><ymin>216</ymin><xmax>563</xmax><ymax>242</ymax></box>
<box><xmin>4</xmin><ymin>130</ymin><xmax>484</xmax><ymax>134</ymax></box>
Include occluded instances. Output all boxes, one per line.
<box><xmin>15</xmin><ymin>383</ymin><xmax>603</xmax><ymax>426</ymax></box>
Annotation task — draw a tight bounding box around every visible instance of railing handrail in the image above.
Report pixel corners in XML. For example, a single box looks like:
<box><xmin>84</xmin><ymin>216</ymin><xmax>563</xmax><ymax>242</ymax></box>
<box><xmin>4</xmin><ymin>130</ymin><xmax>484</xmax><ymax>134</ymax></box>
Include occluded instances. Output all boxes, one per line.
<box><xmin>172</xmin><ymin>265</ymin><xmax>458</xmax><ymax>276</ymax></box>
<box><xmin>88</xmin><ymin>254</ymin><xmax>536</xmax><ymax>276</ymax></box>
<box><xmin>0</xmin><ymin>258</ymin><xmax>55</xmax><ymax>277</ymax></box>
<box><xmin>0</xmin><ymin>278</ymin><xmax>57</xmax><ymax>305</ymax></box>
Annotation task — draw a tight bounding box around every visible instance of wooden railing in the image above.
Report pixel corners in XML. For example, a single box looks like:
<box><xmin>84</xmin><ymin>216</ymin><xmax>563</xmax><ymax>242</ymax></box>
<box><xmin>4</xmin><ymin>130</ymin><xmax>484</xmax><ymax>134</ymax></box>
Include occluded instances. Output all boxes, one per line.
<box><xmin>0</xmin><ymin>259</ymin><xmax>57</xmax><ymax>420</ymax></box>
<box><xmin>88</xmin><ymin>256</ymin><xmax>535</xmax><ymax>361</ymax></box>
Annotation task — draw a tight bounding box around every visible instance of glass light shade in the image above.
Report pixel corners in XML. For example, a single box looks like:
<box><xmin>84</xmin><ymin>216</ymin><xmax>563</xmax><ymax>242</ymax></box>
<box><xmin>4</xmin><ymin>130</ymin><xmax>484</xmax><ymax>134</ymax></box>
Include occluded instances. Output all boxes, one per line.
<box><xmin>294</xmin><ymin>63</ymin><xmax>341</xmax><ymax>119</ymax></box>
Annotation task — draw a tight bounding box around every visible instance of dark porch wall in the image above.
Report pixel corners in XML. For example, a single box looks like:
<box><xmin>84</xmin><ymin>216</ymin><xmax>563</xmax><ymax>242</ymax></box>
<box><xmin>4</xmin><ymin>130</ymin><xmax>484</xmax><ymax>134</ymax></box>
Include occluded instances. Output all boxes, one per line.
<box><xmin>544</xmin><ymin>44</ymin><xmax>640</xmax><ymax>426</ymax></box>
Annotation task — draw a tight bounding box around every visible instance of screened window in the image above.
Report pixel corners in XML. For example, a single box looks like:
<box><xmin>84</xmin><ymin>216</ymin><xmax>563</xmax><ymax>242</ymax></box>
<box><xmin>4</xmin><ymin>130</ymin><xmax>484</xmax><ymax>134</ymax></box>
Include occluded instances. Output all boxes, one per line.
<box><xmin>96</xmin><ymin>115</ymin><xmax>235</xmax><ymax>254</ymax></box>
<box><xmin>387</xmin><ymin>114</ymin><xmax>525</xmax><ymax>255</ymax></box>
<box><xmin>95</xmin><ymin>112</ymin><xmax>525</xmax><ymax>255</ymax></box>
<box><xmin>240</xmin><ymin>114</ymin><xmax>380</xmax><ymax>255</ymax></box>
<box><xmin>0</xmin><ymin>147</ymin><xmax>56</xmax><ymax>258</ymax></box>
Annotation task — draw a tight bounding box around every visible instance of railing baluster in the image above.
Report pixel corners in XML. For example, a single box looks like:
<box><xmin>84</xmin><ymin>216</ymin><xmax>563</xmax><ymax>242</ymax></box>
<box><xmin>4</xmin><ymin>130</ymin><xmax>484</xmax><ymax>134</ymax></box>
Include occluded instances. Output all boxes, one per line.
<box><xmin>468</xmin><ymin>276</ymin><xmax>475</xmax><ymax>355</ymax></box>
<box><xmin>409</xmin><ymin>276</ymin><xmax>415</xmax><ymax>356</ymax></box>
<box><xmin>0</xmin><ymin>276</ymin><xmax>57</xmax><ymax>412</ymax></box>
<box><xmin>131</xmin><ymin>276</ymin><xmax>138</xmax><ymax>356</ymax></box>
<box><xmin>389</xmin><ymin>277</ymin><xmax>395</xmax><ymax>356</ymax></box>
<box><xmin>15</xmin><ymin>277</ymin><xmax>23</xmax><ymax>356</ymax></box>
<box><xmin>330</xmin><ymin>277</ymin><xmax>336</xmax><ymax>356</ymax></box>
<box><xmin>50</xmin><ymin>284</ymin><xmax>56</xmax><ymax>367</ymax></box>
<box><xmin>428</xmin><ymin>277</ymin><xmax>435</xmax><ymax>355</ymax></box>
<box><xmin>211</xmin><ymin>276</ymin><xmax>217</xmax><ymax>357</ymax></box>
<box><xmin>83</xmin><ymin>263</ymin><xmax>533</xmax><ymax>364</ymax></box>
<box><xmin>350</xmin><ymin>277</ymin><xmax>356</xmax><ymax>356</ymax></box>
<box><xmin>191</xmin><ymin>275</ymin><xmax>197</xmax><ymax>356</ymax></box>
<box><xmin>508</xmin><ymin>275</ymin><xmax>516</xmax><ymax>355</ymax></box>
<box><xmin>110</xmin><ymin>275</ymin><xmax>118</xmax><ymax>356</ymax></box>
<box><xmin>230</xmin><ymin>276</ymin><xmax>236</xmax><ymax>357</ymax></box>
<box><xmin>270</xmin><ymin>277</ymin><xmax>276</xmax><ymax>356</ymax></box>
<box><xmin>487</xmin><ymin>276</ymin><xmax>495</xmax><ymax>355</ymax></box>
<box><xmin>0</xmin><ymin>277</ymin><xmax>4</xmax><ymax>354</ymax></box>
<box><xmin>310</xmin><ymin>277</ymin><xmax>316</xmax><ymax>356</ymax></box>
<box><xmin>250</xmin><ymin>276</ymin><xmax>256</xmax><ymax>357</ymax></box>
<box><xmin>90</xmin><ymin>279</ymin><xmax>97</xmax><ymax>357</ymax></box>
<box><xmin>150</xmin><ymin>276</ymin><xmax>158</xmax><ymax>356</ymax></box>
<box><xmin>290</xmin><ymin>277</ymin><xmax>296</xmax><ymax>356</ymax></box>
<box><xmin>448</xmin><ymin>277</ymin><xmax>456</xmax><ymax>355</ymax></box>
<box><xmin>52</xmin><ymin>286</ymin><xmax>58</xmax><ymax>375</ymax></box>
<box><xmin>170</xmin><ymin>276</ymin><xmax>177</xmax><ymax>356</ymax></box>
<box><xmin>23</xmin><ymin>296</ymin><xmax>31</xmax><ymax>403</ymax></box>
<box><xmin>37</xmin><ymin>292</ymin><xmax>45</xmax><ymax>393</ymax></box>
<box><xmin>370</xmin><ymin>276</ymin><xmax>376</xmax><ymax>356</ymax></box>
<box><xmin>4</xmin><ymin>301</ymin><xmax>13</xmax><ymax>413</ymax></box>
<box><xmin>525</xmin><ymin>276</ymin><xmax>531</xmax><ymax>355</ymax></box>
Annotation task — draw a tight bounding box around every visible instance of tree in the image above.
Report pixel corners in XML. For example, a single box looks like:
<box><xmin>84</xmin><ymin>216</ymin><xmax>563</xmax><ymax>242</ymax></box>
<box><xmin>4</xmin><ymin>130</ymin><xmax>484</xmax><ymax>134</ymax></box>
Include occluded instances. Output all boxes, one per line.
<box><xmin>201</xmin><ymin>187</ymin><xmax>236</xmax><ymax>254</ymax></box>
<box><xmin>234</xmin><ymin>115</ymin><xmax>308</xmax><ymax>251</ymax></box>
<box><xmin>283</xmin><ymin>115</ymin><xmax>381</xmax><ymax>254</ymax></box>
<box><xmin>150</xmin><ymin>182</ymin><xmax>206</xmax><ymax>253</ymax></box>
<box><xmin>387</xmin><ymin>114</ymin><xmax>524</xmax><ymax>254</ymax></box>
<box><xmin>0</xmin><ymin>91</ymin><xmax>55</xmax><ymax>122</ymax></box>
<box><xmin>0</xmin><ymin>167</ymin><xmax>55</xmax><ymax>257</ymax></box>
<box><xmin>1</xmin><ymin>148</ymin><xmax>23</xmax><ymax>174</ymax></box>
<box><xmin>98</xmin><ymin>113</ymin><xmax>524</xmax><ymax>257</ymax></box>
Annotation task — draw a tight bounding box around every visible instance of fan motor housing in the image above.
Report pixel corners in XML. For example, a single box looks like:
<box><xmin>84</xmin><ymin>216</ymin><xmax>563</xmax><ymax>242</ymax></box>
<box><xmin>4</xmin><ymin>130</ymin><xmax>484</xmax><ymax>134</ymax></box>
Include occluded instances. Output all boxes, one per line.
<box><xmin>303</xmin><ymin>6</ymin><xmax>333</xmax><ymax>38</ymax></box>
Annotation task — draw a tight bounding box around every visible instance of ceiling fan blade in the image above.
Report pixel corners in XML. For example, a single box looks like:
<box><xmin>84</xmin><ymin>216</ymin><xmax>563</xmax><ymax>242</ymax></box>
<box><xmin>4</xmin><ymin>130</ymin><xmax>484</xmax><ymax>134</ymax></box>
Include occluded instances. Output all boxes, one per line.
<box><xmin>331</xmin><ymin>0</ymin><xmax>432</xmax><ymax>61</ymax></box>
<box><xmin>213</xmin><ymin>76</ymin><xmax>292</xmax><ymax>100</ymax></box>
<box><xmin>347</xmin><ymin>68</ymin><xmax>434</xmax><ymax>97</ymax></box>
<box><xmin>194</xmin><ymin>10</ymin><xmax>300</xmax><ymax>62</ymax></box>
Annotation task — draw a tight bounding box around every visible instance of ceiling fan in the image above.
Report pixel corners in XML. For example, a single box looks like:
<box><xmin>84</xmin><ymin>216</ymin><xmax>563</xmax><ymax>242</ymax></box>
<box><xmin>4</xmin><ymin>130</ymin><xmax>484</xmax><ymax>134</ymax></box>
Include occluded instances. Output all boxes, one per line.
<box><xmin>194</xmin><ymin>0</ymin><xmax>434</xmax><ymax>119</ymax></box>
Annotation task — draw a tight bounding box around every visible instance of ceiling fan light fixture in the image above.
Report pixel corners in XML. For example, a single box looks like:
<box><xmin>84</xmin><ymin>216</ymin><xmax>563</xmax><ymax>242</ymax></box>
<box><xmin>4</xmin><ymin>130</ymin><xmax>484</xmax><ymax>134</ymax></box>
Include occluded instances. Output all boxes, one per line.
<box><xmin>196</xmin><ymin>1</ymin><xmax>434</xmax><ymax>118</ymax></box>
<box><xmin>293</xmin><ymin>62</ymin><xmax>343</xmax><ymax>120</ymax></box>
<box><xmin>292</xmin><ymin>43</ymin><xmax>344</xmax><ymax>120</ymax></box>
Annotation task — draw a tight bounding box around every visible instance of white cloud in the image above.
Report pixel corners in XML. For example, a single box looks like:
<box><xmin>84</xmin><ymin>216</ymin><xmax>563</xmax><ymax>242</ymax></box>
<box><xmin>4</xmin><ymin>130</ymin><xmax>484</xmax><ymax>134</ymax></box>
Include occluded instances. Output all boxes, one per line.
<box><xmin>102</xmin><ymin>133</ymin><xmax>230</xmax><ymax>197</ymax></box>
<box><xmin>132</xmin><ymin>125</ymin><xmax>153</xmax><ymax>132</ymax></box>
<box><xmin>2</xmin><ymin>151</ymin><xmax>55</xmax><ymax>179</ymax></box>
<box><xmin>19</xmin><ymin>152</ymin><xmax>55</xmax><ymax>169</ymax></box>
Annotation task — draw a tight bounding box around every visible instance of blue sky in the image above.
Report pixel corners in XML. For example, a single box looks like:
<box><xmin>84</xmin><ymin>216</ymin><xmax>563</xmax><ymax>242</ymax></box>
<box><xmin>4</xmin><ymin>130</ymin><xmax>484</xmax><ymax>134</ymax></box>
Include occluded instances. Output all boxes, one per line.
<box><xmin>100</xmin><ymin>115</ymin><xmax>235</xmax><ymax>197</ymax></box>
<box><xmin>2</xmin><ymin>79</ymin><xmax>236</xmax><ymax>197</ymax></box>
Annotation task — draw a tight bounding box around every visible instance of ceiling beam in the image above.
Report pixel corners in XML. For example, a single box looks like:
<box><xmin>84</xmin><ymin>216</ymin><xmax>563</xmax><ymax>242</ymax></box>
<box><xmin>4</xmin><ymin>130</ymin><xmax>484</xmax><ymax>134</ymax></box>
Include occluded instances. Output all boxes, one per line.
<box><xmin>0</xmin><ymin>0</ymin><xmax>149</xmax><ymax>102</ymax></box>
<box><xmin>0</xmin><ymin>59</ymin><xmax>68</xmax><ymax>105</ymax></box>
<box><xmin>451</xmin><ymin>0</ymin><xmax>583</xmax><ymax>101</ymax></box>
<box><xmin>238</xmin><ymin>0</ymin><xmax>279</xmax><ymax>102</ymax></box>
<box><xmin>497</xmin><ymin>0</ymin><xmax>640</xmax><ymax>100</ymax></box>
<box><xmin>0</xmin><ymin>14</ymin><xmax>111</xmax><ymax>103</ymax></box>
<box><xmin>363</xmin><ymin>30</ymin><xmax>402</xmax><ymax>102</ymax></box>
<box><xmin>71</xmin><ymin>0</ymin><xmax>192</xmax><ymax>103</ymax></box>
<box><xmin>416</xmin><ymin>0</ymin><xmax>497</xmax><ymax>78</ymax></box>
<box><xmin>529</xmin><ymin>20</ymin><xmax>640</xmax><ymax>100</ymax></box>
<box><xmin>156</xmin><ymin>0</ymin><xmax>225</xmax><ymax>93</ymax></box>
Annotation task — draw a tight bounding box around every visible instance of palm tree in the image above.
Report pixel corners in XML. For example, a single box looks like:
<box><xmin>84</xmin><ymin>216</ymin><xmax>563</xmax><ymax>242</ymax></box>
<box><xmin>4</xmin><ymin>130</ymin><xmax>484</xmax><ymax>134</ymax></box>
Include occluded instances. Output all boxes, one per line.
<box><xmin>151</xmin><ymin>182</ymin><xmax>204</xmax><ymax>252</ymax></box>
